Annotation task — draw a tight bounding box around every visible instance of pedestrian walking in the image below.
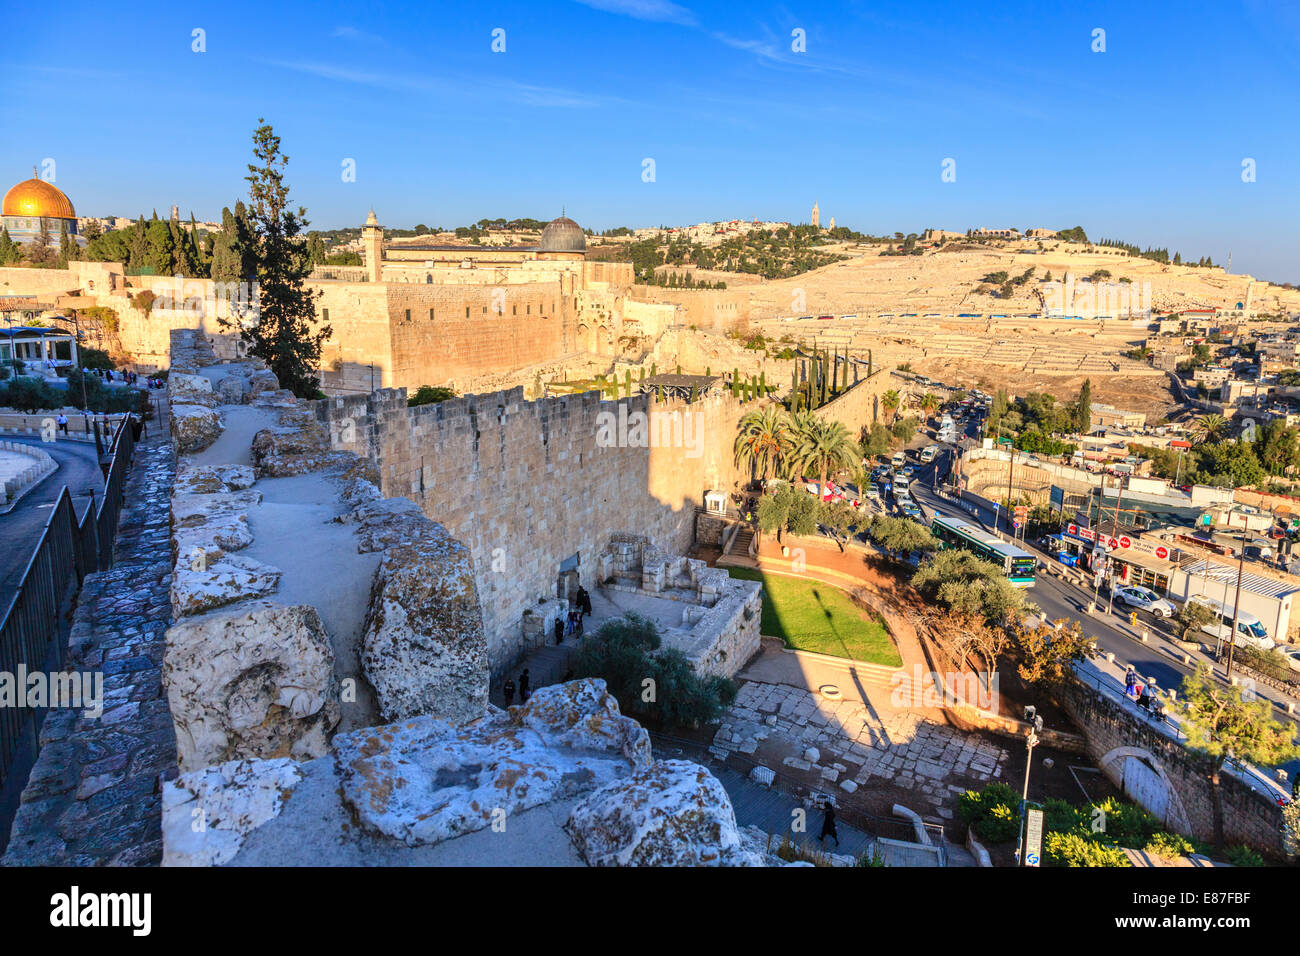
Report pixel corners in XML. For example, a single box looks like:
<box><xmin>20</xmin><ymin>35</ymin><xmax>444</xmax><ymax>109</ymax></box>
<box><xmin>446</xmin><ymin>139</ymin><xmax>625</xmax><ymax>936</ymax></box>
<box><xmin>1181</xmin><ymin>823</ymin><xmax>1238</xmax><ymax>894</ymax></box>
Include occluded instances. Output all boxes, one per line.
<box><xmin>554</xmin><ymin>615</ymin><xmax>564</xmax><ymax>645</ymax></box>
<box><xmin>519</xmin><ymin>669</ymin><xmax>531</xmax><ymax>702</ymax></box>
<box><xmin>819</xmin><ymin>804</ymin><xmax>839</xmax><ymax>847</ymax></box>
<box><xmin>56</xmin><ymin>412</ymin><xmax>68</xmax><ymax>436</ymax></box>
<box><xmin>1124</xmin><ymin>668</ymin><xmax>1137</xmax><ymax>699</ymax></box>
<box><xmin>503</xmin><ymin>678</ymin><xmax>516</xmax><ymax>707</ymax></box>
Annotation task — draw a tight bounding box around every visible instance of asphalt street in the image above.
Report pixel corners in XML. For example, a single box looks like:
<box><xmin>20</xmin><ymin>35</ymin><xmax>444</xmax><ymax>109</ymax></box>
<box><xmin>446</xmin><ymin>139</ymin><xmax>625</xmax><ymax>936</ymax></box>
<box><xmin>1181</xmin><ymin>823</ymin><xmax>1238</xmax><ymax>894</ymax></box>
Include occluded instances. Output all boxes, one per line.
<box><xmin>897</xmin><ymin>419</ymin><xmax>1300</xmax><ymax>779</ymax></box>
<box><xmin>0</xmin><ymin>436</ymin><xmax>104</xmax><ymax>608</ymax></box>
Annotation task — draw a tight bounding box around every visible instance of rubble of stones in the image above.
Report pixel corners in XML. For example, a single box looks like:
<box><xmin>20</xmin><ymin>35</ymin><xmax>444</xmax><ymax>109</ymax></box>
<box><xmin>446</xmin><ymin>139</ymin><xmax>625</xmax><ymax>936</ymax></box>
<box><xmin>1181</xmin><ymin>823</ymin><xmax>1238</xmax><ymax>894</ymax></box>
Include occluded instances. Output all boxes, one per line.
<box><xmin>161</xmin><ymin>357</ymin><xmax>803</xmax><ymax>866</ymax></box>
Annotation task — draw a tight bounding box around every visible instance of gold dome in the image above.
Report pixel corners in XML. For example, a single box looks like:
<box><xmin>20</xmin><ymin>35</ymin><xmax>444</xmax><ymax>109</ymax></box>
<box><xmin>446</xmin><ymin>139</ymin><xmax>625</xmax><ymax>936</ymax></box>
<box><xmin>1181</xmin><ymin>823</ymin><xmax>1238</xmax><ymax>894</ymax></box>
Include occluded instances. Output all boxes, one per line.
<box><xmin>3</xmin><ymin>178</ymin><xmax>76</xmax><ymax>219</ymax></box>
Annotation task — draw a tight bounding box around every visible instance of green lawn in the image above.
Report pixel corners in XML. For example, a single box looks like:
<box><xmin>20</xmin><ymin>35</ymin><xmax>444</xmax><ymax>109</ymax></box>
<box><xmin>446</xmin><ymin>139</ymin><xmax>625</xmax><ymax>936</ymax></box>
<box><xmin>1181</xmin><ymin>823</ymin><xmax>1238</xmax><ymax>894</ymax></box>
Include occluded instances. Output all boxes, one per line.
<box><xmin>727</xmin><ymin>567</ymin><xmax>902</xmax><ymax>666</ymax></box>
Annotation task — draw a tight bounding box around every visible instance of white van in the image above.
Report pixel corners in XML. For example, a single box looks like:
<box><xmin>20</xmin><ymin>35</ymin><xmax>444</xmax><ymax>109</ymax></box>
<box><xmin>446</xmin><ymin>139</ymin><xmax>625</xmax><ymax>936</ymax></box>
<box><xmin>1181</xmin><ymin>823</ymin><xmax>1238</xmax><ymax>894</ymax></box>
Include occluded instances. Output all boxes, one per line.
<box><xmin>919</xmin><ymin>445</ymin><xmax>939</xmax><ymax>464</ymax></box>
<box><xmin>891</xmin><ymin>451</ymin><xmax>907</xmax><ymax>468</ymax></box>
<box><xmin>1186</xmin><ymin>595</ymin><xmax>1275</xmax><ymax>651</ymax></box>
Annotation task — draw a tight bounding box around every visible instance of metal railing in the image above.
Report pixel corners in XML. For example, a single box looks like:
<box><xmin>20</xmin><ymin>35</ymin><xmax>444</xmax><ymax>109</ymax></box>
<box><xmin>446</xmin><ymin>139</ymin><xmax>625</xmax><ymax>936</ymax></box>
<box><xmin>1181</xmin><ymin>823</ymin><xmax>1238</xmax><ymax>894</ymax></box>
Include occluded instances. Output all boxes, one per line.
<box><xmin>1072</xmin><ymin>662</ymin><xmax>1289</xmax><ymax>803</ymax></box>
<box><xmin>0</xmin><ymin>416</ymin><xmax>136</xmax><ymax>843</ymax></box>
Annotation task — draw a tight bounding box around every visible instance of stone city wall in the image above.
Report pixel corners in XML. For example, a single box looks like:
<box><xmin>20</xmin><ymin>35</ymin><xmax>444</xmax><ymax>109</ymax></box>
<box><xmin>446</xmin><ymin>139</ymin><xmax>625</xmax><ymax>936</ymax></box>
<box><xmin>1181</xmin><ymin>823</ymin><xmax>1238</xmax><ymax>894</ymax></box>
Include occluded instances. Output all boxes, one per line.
<box><xmin>315</xmin><ymin>385</ymin><xmax>752</xmax><ymax>674</ymax></box>
<box><xmin>1058</xmin><ymin>678</ymin><xmax>1288</xmax><ymax>856</ymax></box>
<box><xmin>385</xmin><ymin>282</ymin><xmax>578</xmax><ymax>392</ymax></box>
<box><xmin>627</xmin><ymin>285</ymin><xmax>751</xmax><ymax>333</ymax></box>
<box><xmin>811</xmin><ymin>366</ymin><xmax>898</xmax><ymax>433</ymax></box>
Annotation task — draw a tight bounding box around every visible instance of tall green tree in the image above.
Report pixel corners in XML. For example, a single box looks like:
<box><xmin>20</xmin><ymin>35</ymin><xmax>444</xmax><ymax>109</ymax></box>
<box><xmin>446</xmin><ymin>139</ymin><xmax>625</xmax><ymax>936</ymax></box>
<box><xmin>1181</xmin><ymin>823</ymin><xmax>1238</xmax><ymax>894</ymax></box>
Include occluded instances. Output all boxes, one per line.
<box><xmin>787</xmin><ymin>417</ymin><xmax>859</xmax><ymax>490</ymax></box>
<box><xmin>224</xmin><ymin>119</ymin><xmax>330</xmax><ymax>398</ymax></box>
<box><xmin>1175</xmin><ymin>666</ymin><xmax>1299</xmax><ymax>850</ymax></box>
<box><xmin>146</xmin><ymin>215</ymin><xmax>174</xmax><ymax>275</ymax></box>
<box><xmin>57</xmin><ymin>221</ymin><xmax>77</xmax><ymax>268</ymax></box>
<box><xmin>128</xmin><ymin>215</ymin><xmax>149</xmax><ymax>268</ymax></box>
<box><xmin>735</xmin><ymin>406</ymin><xmax>792</xmax><ymax>483</ymax></box>
<box><xmin>0</xmin><ymin>227</ymin><xmax>21</xmax><ymax>266</ymax></box>
<box><xmin>881</xmin><ymin>389</ymin><xmax>901</xmax><ymax>424</ymax></box>
<box><xmin>1075</xmin><ymin>378</ymin><xmax>1092</xmax><ymax>434</ymax></box>
<box><xmin>26</xmin><ymin>221</ymin><xmax>54</xmax><ymax>265</ymax></box>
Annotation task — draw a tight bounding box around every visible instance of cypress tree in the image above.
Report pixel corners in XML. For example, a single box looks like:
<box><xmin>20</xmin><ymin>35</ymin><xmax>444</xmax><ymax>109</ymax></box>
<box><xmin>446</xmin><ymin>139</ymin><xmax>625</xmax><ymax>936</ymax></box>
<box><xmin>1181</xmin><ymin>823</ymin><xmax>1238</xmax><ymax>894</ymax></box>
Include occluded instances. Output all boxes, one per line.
<box><xmin>129</xmin><ymin>215</ymin><xmax>149</xmax><ymax>270</ymax></box>
<box><xmin>0</xmin><ymin>227</ymin><xmax>20</xmax><ymax>266</ymax></box>
<box><xmin>221</xmin><ymin>119</ymin><xmax>330</xmax><ymax>398</ymax></box>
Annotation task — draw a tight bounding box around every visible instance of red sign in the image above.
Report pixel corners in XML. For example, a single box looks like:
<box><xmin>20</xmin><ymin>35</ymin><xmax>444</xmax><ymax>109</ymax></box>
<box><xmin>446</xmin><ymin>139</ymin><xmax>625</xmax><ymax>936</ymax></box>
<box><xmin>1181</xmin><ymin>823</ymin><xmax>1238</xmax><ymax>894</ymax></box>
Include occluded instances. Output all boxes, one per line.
<box><xmin>1119</xmin><ymin>536</ymin><xmax>1132</xmax><ymax>550</ymax></box>
<box><xmin>1170</xmin><ymin>440</ymin><xmax>1192</xmax><ymax>450</ymax></box>
<box><xmin>1154</xmin><ymin>545</ymin><xmax>1169</xmax><ymax>560</ymax></box>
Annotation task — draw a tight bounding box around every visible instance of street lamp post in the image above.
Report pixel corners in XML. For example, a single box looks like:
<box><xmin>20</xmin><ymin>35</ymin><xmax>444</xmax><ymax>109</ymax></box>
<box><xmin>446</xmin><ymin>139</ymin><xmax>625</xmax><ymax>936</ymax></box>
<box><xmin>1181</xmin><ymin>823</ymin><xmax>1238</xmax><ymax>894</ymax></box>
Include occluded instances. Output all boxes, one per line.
<box><xmin>1014</xmin><ymin>705</ymin><xmax>1044</xmax><ymax>867</ymax></box>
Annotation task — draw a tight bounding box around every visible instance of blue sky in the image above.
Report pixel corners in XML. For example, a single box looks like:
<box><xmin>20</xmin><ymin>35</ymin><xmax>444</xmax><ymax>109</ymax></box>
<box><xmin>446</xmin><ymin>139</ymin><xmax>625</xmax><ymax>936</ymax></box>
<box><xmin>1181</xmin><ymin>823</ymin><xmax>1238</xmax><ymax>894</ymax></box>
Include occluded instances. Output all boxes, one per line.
<box><xmin>4</xmin><ymin>0</ymin><xmax>1298</xmax><ymax>280</ymax></box>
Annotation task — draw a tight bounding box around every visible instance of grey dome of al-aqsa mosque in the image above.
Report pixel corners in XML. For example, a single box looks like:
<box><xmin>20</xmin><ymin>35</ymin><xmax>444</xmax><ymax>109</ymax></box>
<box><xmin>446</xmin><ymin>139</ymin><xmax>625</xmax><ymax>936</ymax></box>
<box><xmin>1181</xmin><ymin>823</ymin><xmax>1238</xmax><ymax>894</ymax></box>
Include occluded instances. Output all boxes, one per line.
<box><xmin>538</xmin><ymin>213</ymin><xmax>586</xmax><ymax>252</ymax></box>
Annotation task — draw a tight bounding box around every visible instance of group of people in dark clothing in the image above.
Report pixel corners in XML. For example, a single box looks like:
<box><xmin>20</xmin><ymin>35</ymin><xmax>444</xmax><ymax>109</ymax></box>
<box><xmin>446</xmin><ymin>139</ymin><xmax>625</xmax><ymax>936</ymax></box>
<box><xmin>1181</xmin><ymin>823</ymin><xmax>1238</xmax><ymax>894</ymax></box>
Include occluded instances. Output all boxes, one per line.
<box><xmin>502</xmin><ymin>586</ymin><xmax>596</xmax><ymax>707</ymax></box>
<box><xmin>502</xmin><ymin>669</ymin><xmax>530</xmax><ymax>707</ymax></box>
<box><xmin>553</xmin><ymin>586</ymin><xmax>592</xmax><ymax>645</ymax></box>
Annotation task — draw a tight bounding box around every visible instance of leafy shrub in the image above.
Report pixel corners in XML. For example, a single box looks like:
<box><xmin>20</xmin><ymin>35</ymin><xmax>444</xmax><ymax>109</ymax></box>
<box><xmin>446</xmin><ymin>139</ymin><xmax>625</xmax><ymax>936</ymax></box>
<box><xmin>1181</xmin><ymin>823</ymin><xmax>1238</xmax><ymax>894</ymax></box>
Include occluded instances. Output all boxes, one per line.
<box><xmin>407</xmin><ymin>385</ymin><xmax>456</xmax><ymax>407</ymax></box>
<box><xmin>572</xmin><ymin>613</ymin><xmax>737</xmax><ymax>729</ymax></box>
<box><xmin>62</xmin><ymin>370</ymin><xmax>148</xmax><ymax>414</ymax></box>
<box><xmin>1090</xmin><ymin>797</ymin><xmax>1163</xmax><ymax>848</ymax></box>
<box><xmin>1044</xmin><ymin>831</ymin><xmax>1130</xmax><ymax>867</ymax></box>
<box><xmin>771</xmin><ymin>834</ymin><xmax>834</xmax><ymax>867</ymax></box>
<box><xmin>1144</xmin><ymin>831</ymin><xmax>1197</xmax><ymax>861</ymax></box>
<box><xmin>1225</xmin><ymin>845</ymin><xmax>1264</xmax><ymax>867</ymax></box>
<box><xmin>0</xmin><ymin>376</ymin><xmax>63</xmax><ymax>412</ymax></box>
<box><xmin>958</xmin><ymin>783</ymin><xmax>1021</xmax><ymax>843</ymax></box>
<box><xmin>77</xmin><ymin>345</ymin><xmax>115</xmax><ymax>371</ymax></box>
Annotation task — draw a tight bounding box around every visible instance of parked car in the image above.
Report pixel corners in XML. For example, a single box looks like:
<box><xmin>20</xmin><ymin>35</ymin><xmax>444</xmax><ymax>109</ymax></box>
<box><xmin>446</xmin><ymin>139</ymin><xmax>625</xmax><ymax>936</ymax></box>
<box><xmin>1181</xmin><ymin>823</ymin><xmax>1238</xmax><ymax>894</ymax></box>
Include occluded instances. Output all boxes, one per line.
<box><xmin>1112</xmin><ymin>585</ymin><xmax>1175</xmax><ymax>618</ymax></box>
<box><xmin>1281</xmin><ymin>645</ymin><xmax>1300</xmax><ymax>673</ymax></box>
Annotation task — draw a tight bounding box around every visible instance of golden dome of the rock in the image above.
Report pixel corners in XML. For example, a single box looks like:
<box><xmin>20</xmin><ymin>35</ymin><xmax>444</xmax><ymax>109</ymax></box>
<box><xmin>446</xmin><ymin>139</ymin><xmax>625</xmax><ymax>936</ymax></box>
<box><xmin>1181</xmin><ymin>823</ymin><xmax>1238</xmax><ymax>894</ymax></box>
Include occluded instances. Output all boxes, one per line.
<box><xmin>2</xmin><ymin>178</ymin><xmax>76</xmax><ymax>220</ymax></box>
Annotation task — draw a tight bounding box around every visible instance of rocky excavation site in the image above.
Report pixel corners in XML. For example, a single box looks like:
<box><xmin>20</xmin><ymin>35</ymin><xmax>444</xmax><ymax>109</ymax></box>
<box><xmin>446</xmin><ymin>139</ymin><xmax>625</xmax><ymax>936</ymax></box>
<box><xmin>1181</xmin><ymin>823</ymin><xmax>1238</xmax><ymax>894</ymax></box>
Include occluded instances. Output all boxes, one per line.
<box><xmin>151</xmin><ymin>332</ymin><xmax>815</xmax><ymax>867</ymax></box>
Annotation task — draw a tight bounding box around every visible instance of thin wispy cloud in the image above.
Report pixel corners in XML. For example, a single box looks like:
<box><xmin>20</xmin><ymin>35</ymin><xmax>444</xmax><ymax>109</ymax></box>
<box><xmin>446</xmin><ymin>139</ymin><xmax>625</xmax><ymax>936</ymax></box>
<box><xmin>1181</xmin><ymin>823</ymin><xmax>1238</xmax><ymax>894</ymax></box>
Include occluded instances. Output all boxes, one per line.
<box><xmin>572</xmin><ymin>0</ymin><xmax>697</xmax><ymax>26</ymax></box>
<box><xmin>331</xmin><ymin>25</ymin><xmax>385</xmax><ymax>44</ymax></box>
<box><xmin>261</xmin><ymin>58</ymin><xmax>612</xmax><ymax>110</ymax></box>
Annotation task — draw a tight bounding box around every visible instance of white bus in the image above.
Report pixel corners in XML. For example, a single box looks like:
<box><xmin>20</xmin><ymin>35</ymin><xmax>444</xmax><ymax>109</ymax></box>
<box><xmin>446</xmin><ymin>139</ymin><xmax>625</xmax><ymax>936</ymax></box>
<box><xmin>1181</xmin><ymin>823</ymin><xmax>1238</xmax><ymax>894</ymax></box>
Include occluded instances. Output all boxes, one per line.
<box><xmin>931</xmin><ymin>514</ymin><xmax>1036</xmax><ymax>587</ymax></box>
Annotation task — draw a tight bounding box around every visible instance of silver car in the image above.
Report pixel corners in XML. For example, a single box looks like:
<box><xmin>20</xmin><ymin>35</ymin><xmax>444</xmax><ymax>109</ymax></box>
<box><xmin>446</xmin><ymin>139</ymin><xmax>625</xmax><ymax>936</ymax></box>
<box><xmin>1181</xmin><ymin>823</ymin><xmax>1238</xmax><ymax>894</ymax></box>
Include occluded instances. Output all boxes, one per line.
<box><xmin>1113</xmin><ymin>585</ymin><xmax>1175</xmax><ymax>618</ymax></box>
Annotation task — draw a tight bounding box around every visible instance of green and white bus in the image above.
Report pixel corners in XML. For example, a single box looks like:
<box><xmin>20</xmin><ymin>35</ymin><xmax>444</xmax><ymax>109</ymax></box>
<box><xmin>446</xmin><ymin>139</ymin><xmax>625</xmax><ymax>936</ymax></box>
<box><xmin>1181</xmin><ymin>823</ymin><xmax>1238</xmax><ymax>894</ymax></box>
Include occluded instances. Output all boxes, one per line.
<box><xmin>930</xmin><ymin>514</ymin><xmax>1036</xmax><ymax>587</ymax></box>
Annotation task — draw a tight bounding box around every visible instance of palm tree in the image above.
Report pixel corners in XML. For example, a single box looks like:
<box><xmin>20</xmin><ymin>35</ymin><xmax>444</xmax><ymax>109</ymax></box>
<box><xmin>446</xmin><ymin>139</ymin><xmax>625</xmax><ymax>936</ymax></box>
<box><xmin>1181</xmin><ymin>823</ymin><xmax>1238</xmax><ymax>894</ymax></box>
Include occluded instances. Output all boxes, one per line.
<box><xmin>787</xmin><ymin>418</ymin><xmax>860</xmax><ymax>492</ymax></box>
<box><xmin>1192</xmin><ymin>413</ymin><xmax>1227</xmax><ymax>444</ymax></box>
<box><xmin>734</xmin><ymin>406</ymin><xmax>792</xmax><ymax>484</ymax></box>
<box><xmin>920</xmin><ymin>392</ymin><xmax>939</xmax><ymax>417</ymax></box>
<box><xmin>881</xmin><ymin>389</ymin><xmax>901</xmax><ymax>424</ymax></box>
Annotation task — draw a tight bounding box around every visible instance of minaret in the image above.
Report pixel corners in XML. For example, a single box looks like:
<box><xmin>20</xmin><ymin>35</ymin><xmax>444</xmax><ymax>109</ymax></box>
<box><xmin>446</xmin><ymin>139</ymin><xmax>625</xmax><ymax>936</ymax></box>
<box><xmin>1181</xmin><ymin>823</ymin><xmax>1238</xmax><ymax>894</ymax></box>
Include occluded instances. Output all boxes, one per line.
<box><xmin>362</xmin><ymin>208</ymin><xmax>383</xmax><ymax>283</ymax></box>
<box><xmin>828</xmin><ymin>216</ymin><xmax>835</xmax><ymax>231</ymax></box>
<box><xmin>811</xmin><ymin>201</ymin><xmax>820</xmax><ymax>229</ymax></box>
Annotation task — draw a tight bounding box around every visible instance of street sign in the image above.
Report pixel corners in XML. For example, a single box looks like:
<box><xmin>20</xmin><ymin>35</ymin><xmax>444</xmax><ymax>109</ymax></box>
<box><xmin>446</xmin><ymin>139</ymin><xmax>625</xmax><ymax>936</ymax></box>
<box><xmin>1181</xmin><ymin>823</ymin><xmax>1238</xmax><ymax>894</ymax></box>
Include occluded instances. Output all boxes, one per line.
<box><xmin>1025</xmin><ymin>808</ymin><xmax>1044</xmax><ymax>868</ymax></box>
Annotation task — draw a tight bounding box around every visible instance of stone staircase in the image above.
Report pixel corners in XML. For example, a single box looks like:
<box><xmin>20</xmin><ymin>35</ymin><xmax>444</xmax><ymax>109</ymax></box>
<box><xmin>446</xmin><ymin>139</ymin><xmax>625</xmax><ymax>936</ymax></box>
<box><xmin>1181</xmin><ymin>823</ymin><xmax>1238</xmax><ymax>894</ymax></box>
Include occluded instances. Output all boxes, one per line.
<box><xmin>728</xmin><ymin>526</ymin><xmax>755</xmax><ymax>557</ymax></box>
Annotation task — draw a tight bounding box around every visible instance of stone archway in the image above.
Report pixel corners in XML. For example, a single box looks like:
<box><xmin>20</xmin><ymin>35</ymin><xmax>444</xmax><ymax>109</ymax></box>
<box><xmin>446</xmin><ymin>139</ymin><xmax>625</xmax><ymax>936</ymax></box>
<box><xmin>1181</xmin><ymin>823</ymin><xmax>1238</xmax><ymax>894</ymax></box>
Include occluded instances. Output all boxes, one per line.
<box><xmin>1098</xmin><ymin>745</ymin><xmax>1192</xmax><ymax>834</ymax></box>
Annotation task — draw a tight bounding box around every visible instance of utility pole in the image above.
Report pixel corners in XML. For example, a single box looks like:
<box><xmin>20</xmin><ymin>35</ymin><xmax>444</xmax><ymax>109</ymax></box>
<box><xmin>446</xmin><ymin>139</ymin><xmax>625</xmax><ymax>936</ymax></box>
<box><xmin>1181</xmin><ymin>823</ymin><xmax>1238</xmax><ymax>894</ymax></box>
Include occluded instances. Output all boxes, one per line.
<box><xmin>1224</xmin><ymin>544</ymin><xmax>1246</xmax><ymax>681</ymax></box>
<box><xmin>1003</xmin><ymin>442</ymin><xmax>1017</xmax><ymax>538</ymax></box>
<box><xmin>1103</xmin><ymin>476</ymin><xmax>1129</xmax><ymax>614</ymax></box>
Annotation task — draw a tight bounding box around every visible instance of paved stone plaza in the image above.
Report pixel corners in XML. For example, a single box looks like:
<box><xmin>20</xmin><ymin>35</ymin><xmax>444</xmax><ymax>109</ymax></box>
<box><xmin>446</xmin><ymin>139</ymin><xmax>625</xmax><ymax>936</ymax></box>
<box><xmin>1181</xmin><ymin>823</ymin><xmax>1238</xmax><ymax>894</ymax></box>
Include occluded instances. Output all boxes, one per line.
<box><xmin>712</xmin><ymin>680</ymin><xmax>1010</xmax><ymax>821</ymax></box>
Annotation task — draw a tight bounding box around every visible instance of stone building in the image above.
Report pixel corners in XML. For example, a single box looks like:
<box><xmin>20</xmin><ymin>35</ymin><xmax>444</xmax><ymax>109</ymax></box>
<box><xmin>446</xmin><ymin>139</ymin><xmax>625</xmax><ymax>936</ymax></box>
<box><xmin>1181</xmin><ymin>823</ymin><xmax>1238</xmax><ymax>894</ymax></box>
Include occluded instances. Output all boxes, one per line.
<box><xmin>0</xmin><ymin>207</ymin><xmax>753</xmax><ymax>393</ymax></box>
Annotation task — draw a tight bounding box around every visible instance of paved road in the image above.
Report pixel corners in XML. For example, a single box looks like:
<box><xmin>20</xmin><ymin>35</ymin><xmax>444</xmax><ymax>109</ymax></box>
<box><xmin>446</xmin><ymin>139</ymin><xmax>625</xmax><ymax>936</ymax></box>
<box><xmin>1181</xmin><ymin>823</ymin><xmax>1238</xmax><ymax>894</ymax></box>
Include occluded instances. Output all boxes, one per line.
<box><xmin>0</xmin><ymin>437</ymin><xmax>103</xmax><ymax>607</ymax></box>
<box><xmin>904</xmin><ymin>432</ymin><xmax>1300</xmax><ymax>780</ymax></box>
